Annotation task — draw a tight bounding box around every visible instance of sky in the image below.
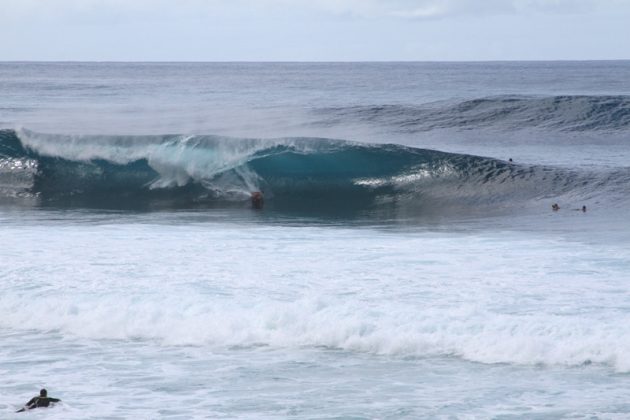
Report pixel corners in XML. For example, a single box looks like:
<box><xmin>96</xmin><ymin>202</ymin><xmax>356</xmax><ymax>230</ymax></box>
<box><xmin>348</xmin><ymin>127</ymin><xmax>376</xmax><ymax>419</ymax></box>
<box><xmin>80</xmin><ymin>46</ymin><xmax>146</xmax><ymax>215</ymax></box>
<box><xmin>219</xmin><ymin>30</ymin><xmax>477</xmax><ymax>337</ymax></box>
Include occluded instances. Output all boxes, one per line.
<box><xmin>1</xmin><ymin>0</ymin><xmax>629</xmax><ymax>61</ymax></box>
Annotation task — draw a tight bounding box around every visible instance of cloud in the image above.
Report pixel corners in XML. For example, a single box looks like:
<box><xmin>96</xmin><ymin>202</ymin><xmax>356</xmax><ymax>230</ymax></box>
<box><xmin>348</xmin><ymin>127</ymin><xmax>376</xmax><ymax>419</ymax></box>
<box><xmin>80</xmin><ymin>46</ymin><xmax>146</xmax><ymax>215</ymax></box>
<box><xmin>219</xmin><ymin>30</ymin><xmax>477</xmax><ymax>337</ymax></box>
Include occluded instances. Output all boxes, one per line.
<box><xmin>357</xmin><ymin>0</ymin><xmax>615</xmax><ymax>19</ymax></box>
<box><xmin>241</xmin><ymin>0</ymin><xmax>626</xmax><ymax>19</ymax></box>
<box><xmin>1</xmin><ymin>0</ymin><xmax>627</xmax><ymax>33</ymax></box>
<box><xmin>1</xmin><ymin>0</ymin><xmax>623</xmax><ymax>22</ymax></box>
<box><xmin>1</xmin><ymin>0</ymin><xmax>629</xmax><ymax>61</ymax></box>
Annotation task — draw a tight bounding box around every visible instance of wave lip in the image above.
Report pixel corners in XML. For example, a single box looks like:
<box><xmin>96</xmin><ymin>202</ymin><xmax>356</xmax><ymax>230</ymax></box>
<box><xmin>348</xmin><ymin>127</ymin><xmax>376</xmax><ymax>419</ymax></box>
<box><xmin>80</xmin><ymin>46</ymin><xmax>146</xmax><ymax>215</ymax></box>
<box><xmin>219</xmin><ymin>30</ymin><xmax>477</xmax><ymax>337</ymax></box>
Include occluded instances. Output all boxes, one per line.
<box><xmin>0</xmin><ymin>128</ymin><xmax>628</xmax><ymax>213</ymax></box>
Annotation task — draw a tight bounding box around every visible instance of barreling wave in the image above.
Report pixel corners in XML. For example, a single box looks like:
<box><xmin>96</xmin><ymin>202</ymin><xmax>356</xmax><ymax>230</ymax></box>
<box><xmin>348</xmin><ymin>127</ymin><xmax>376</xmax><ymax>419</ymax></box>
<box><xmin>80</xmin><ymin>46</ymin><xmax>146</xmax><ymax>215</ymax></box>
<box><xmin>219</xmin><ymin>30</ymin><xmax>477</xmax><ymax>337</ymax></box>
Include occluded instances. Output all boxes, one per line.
<box><xmin>314</xmin><ymin>95</ymin><xmax>630</xmax><ymax>132</ymax></box>
<box><xmin>0</xmin><ymin>128</ymin><xmax>627</xmax><ymax>214</ymax></box>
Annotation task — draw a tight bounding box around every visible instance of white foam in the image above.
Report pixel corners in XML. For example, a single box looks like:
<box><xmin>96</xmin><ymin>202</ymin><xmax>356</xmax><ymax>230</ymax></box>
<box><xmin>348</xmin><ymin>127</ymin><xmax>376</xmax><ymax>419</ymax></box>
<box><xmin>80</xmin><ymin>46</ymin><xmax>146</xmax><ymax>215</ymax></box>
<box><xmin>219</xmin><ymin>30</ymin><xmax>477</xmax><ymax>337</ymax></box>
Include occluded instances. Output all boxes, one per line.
<box><xmin>16</xmin><ymin>129</ymin><xmax>276</xmax><ymax>190</ymax></box>
<box><xmin>4</xmin><ymin>291</ymin><xmax>630</xmax><ymax>370</ymax></box>
<box><xmin>2</xmin><ymin>220</ymin><xmax>630</xmax><ymax>371</ymax></box>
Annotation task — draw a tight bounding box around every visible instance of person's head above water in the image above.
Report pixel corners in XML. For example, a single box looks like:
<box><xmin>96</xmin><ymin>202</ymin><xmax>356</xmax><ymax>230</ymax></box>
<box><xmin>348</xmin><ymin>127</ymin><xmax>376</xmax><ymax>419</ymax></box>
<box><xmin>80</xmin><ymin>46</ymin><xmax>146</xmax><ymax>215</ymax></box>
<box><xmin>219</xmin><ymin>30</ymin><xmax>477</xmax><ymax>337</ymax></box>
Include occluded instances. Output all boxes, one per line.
<box><xmin>251</xmin><ymin>191</ymin><xmax>264</xmax><ymax>209</ymax></box>
<box><xmin>40</xmin><ymin>389</ymin><xmax>47</xmax><ymax>398</ymax></box>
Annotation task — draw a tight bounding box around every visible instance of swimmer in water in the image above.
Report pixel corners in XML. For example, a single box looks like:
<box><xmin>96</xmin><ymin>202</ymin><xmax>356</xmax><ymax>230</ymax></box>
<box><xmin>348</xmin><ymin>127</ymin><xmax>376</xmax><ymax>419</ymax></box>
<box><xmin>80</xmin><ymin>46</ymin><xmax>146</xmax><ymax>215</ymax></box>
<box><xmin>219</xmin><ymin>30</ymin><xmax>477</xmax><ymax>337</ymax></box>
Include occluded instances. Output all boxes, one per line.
<box><xmin>16</xmin><ymin>389</ymin><xmax>61</xmax><ymax>412</ymax></box>
<box><xmin>552</xmin><ymin>203</ymin><xmax>560</xmax><ymax>211</ymax></box>
<box><xmin>251</xmin><ymin>191</ymin><xmax>264</xmax><ymax>209</ymax></box>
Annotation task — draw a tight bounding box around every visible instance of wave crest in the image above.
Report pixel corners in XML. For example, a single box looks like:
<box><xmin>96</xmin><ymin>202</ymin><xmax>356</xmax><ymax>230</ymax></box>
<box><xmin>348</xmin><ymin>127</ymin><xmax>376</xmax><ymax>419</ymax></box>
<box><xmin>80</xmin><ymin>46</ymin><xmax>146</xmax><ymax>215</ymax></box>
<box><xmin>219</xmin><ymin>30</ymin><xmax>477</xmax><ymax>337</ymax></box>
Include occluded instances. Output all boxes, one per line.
<box><xmin>0</xmin><ymin>128</ymin><xmax>627</xmax><ymax>213</ymax></box>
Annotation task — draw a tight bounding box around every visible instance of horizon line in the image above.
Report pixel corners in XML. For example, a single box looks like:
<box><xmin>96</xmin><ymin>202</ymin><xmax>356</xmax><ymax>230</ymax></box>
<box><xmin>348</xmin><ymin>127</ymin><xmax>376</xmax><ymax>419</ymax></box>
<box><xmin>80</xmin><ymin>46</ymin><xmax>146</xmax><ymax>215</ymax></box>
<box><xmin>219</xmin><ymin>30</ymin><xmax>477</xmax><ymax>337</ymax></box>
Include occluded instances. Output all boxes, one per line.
<box><xmin>1</xmin><ymin>59</ymin><xmax>630</xmax><ymax>64</ymax></box>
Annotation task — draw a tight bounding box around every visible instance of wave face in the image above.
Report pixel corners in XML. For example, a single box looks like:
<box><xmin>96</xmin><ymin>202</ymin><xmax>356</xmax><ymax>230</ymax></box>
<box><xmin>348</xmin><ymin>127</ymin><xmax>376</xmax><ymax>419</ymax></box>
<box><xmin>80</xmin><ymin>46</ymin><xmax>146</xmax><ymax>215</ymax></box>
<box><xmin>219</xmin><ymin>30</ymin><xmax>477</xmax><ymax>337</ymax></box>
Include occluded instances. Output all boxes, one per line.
<box><xmin>314</xmin><ymin>95</ymin><xmax>630</xmax><ymax>132</ymax></box>
<box><xmin>1</xmin><ymin>129</ymin><xmax>627</xmax><ymax>213</ymax></box>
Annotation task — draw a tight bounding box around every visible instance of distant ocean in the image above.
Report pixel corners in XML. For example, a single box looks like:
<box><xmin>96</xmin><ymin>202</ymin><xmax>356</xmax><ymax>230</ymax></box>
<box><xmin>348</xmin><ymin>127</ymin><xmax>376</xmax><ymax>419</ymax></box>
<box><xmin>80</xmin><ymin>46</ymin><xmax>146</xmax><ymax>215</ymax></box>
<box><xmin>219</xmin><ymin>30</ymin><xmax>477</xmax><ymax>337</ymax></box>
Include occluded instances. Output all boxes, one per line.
<box><xmin>1</xmin><ymin>62</ymin><xmax>630</xmax><ymax>418</ymax></box>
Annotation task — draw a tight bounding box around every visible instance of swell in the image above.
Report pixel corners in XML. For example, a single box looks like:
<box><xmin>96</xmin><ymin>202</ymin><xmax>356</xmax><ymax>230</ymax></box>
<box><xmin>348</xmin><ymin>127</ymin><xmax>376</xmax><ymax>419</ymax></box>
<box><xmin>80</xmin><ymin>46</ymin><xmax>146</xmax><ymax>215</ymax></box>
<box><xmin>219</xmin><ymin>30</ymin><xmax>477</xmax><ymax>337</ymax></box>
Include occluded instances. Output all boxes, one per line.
<box><xmin>1</xmin><ymin>128</ymin><xmax>628</xmax><ymax>213</ymax></box>
<box><xmin>313</xmin><ymin>95</ymin><xmax>630</xmax><ymax>132</ymax></box>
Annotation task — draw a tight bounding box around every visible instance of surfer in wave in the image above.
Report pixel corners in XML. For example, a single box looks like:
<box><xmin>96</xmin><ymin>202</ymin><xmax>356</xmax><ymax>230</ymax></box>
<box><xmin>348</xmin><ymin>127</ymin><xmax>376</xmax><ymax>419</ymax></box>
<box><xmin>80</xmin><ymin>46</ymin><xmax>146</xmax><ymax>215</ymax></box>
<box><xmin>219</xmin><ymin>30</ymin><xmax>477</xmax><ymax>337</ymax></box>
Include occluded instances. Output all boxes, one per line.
<box><xmin>251</xmin><ymin>191</ymin><xmax>264</xmax><ymax>209</ymax></box>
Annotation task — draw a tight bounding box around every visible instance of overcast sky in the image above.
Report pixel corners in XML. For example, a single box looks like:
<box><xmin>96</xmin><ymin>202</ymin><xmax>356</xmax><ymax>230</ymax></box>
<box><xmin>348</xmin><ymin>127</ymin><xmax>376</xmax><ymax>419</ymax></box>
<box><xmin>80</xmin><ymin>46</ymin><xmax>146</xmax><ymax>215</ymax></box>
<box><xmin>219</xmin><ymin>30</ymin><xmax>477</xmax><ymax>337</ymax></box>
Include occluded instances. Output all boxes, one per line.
<box><xmin>1</xmin><ymin>0</ymin><xmax>629</xmax><ymax>61</ymax></box>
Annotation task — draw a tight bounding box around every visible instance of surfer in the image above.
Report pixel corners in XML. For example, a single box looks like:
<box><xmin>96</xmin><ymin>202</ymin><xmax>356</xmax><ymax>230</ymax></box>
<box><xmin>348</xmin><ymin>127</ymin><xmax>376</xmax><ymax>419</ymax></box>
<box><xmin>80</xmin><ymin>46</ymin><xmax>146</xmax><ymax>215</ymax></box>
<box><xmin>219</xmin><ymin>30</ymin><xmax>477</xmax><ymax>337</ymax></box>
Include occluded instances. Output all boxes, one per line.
<box><xmin>251</xmin><ymin>191</ymin><xmax>264</xmax><ymax>209</ymax></box>
<box><xmin>16</xmin><ymin>389</ymin><xmax>61</xmax><ymax>413</ymax></box>
<box><xmin>552</xmin><ymin>203</ymin><xmax>560</xmax><ymax>211</ymax></box>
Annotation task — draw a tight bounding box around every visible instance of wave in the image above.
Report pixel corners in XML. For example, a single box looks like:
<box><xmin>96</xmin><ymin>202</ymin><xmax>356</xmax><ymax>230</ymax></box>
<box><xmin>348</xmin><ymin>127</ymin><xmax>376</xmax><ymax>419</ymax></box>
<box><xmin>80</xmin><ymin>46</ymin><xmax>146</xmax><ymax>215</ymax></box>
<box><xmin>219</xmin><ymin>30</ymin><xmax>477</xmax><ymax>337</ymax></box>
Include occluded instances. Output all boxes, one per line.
<box><xmin>313</xmin><ymin>95</ymin><xmax>630</xmax><ymax>132</ymax></box>
<box><xmin>1</xmin><ymin>128</ymin><xmax>627</xmax><ymax>213</ymax></box>
<box><xmin>4</xmin><ymin>292</ymin><xmax>630</xmax><ymax>372</ymax></box>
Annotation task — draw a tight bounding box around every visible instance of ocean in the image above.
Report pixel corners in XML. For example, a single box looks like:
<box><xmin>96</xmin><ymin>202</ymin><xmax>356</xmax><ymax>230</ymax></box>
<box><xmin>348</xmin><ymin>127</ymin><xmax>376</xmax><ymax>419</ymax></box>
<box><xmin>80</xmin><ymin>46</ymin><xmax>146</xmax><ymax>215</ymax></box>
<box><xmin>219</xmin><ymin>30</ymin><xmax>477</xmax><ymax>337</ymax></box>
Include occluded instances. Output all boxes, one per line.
<box><xmin>1</xmin><ymin>62</ymin><xmax>630</xmax><ymax>418</ymax></box>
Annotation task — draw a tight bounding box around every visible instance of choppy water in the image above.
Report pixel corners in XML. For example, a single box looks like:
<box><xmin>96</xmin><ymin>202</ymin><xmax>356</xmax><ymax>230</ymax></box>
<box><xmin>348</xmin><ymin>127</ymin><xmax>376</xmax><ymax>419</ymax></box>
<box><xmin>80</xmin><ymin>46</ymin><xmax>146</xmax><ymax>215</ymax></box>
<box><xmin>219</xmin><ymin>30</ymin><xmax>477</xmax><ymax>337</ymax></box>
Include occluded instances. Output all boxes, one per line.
<box><xmin>1</xmin><ymin>62</ymin><xmax>630</xmax><ymax>418</ymax></box>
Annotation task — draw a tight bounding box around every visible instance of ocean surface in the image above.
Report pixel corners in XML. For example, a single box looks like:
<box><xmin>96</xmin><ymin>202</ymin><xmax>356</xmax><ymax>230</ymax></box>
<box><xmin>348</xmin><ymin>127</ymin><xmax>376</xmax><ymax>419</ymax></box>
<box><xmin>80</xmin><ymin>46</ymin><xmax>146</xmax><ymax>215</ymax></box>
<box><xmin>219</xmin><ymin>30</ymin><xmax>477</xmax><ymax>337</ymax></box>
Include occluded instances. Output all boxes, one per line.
<box><xmin>1</xmin><ymin>62</ymin><xmax>630</xmax><ymax>418</ymax></box>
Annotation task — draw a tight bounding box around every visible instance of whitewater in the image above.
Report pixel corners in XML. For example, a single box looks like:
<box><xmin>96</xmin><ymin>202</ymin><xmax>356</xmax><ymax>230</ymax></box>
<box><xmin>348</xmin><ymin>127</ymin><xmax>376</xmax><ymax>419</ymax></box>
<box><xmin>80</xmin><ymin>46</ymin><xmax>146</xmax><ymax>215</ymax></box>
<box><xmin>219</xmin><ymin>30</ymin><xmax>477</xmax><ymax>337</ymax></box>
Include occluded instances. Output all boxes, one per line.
<box><xmin>1</xmin><ymin>62</ymin><xmax>630</xmax><ymax>418</ymax></box>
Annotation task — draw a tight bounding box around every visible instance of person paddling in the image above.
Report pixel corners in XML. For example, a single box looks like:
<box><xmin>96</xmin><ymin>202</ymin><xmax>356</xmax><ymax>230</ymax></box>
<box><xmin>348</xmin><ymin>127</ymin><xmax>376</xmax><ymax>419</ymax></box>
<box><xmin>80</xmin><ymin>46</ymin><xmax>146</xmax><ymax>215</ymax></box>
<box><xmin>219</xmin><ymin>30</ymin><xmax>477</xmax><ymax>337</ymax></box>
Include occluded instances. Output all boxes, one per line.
<box><xmin>16</xmin><ymin>389</ymin><xmax>61</xmax><ymax>412</ymax></box>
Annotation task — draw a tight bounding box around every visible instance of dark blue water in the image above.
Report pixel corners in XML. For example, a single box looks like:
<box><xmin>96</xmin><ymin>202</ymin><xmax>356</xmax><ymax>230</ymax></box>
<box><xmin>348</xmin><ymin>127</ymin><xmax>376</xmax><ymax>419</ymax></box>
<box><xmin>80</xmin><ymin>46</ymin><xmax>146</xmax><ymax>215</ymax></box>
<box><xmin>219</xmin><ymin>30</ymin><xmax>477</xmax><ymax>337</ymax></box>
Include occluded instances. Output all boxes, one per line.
<box><xmin>2</xmin><ymin>62</ymin><xmax>630</xmax><ymax>419</ymax></box>
<box><xmin>2</xmin><ymin>62</ymin><xmax>630</xmax><ymax>140</ymax></box>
